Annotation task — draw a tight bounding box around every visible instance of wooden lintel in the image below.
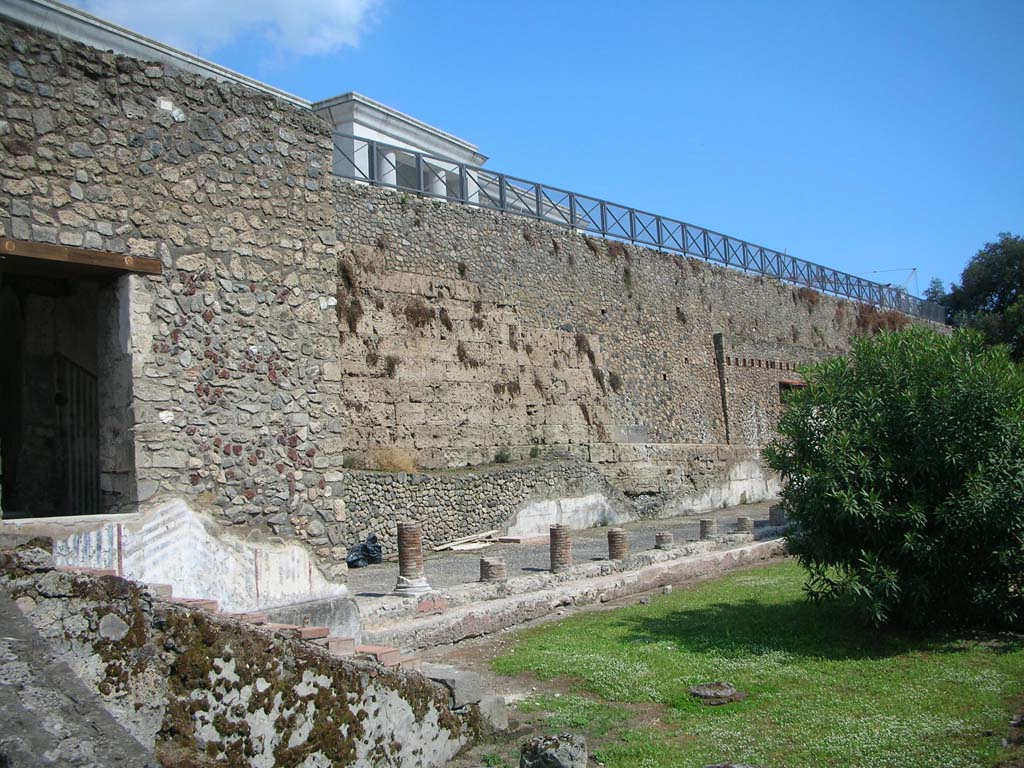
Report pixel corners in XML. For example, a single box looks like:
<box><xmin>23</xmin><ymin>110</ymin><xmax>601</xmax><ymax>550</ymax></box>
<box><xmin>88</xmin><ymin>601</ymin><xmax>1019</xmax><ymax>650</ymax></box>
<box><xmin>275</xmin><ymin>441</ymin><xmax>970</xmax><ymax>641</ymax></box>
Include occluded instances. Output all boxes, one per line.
<box><xmin>0</xmin><ymin>238</ymin><xmax>162</xmax><ymax>275</ymax></box>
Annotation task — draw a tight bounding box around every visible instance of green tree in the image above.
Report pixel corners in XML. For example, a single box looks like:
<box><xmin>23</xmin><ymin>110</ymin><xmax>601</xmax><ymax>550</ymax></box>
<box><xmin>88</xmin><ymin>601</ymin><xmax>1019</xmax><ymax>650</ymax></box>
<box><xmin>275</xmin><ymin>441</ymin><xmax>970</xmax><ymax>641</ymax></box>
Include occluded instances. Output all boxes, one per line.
<box><xmin>946</xmin><ymin>233</ymin><xmax>1024</xmax><ymax>358</ymax></box>
<box><xmin>764</xmin><ymin>326</ymin><xmax>1024</xmax><ymax>629</ymax></box>
<box><xmin>923</xmin><ymin>276</ymin><xmax>947</xmax><ymax>306</ymax></box>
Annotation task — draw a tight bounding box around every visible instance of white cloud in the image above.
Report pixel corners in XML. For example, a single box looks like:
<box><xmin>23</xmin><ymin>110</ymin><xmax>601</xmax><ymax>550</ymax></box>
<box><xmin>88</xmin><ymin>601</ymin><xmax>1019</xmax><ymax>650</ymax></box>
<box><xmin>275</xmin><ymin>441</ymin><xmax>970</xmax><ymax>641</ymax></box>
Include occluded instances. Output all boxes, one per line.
<box><xmin>70</xmin><ymin>0</ymin><xmax>381</xmax><ymax>57</ymax></box>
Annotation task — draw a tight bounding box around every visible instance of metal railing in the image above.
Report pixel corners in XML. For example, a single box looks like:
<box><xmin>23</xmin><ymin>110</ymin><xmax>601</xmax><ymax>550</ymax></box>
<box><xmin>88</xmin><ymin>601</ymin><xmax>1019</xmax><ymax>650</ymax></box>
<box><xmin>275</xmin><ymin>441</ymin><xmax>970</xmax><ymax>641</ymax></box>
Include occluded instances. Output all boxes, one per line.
<box><xmin>331</xmin><ymin>133</ymin><xmax>946</xmax><ymax>323</ymax></box>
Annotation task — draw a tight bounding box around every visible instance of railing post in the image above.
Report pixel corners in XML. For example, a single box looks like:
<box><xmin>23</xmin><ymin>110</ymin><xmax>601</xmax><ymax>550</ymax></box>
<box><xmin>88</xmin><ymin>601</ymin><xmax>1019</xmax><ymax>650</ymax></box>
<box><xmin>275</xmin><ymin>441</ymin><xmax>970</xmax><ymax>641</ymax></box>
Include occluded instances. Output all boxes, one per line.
<box><xmin>535</xmin><ymin>185</ymin><xmax>543</xmax><ymax>218</ymax></box>
<box><xmin>600</xmin><ymin>201</ymin><xmax>608</xmax><ymax>235</ymax></box>
<box><xmin>569</xmin><ymin>193</ymin><xmax>577</xmax><ymax>228</ymax></box>
<box><xmin>656</xmin><ymin>216</ymin><xmax>663</xmax><ymax>250</ymax></box>
<box><xmin>415</xmin><ymin>153</ymin><xmax>424</xmax><ymax>193</ymax></box>
<box><xmin>367</xmin><ymin>139</ymin><xmax>377</xmax><ymax>183</ymax></box>
<box><xmin>459</xmin><ymin>164</ymin><xmax>467</xmax><ymax>202</ymax></box>
<box><xmin>629</xmin><ymin>209</ymin><xmax>636</xmax><ymax>241</ymax></box>
<box><xmin>498</xmin><ymin>174</ymin><xmax>507</xmax><ymax>211</ymax></box>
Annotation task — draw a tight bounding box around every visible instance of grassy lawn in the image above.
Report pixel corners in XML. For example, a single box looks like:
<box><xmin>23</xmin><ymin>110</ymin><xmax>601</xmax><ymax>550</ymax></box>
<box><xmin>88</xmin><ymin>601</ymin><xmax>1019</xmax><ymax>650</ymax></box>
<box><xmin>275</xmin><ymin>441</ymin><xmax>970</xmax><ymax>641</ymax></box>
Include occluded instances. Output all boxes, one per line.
<box><xmin>489</xmin><ymin>561</ymin><xmax>1024</xmax><ymax>768</ymax></box>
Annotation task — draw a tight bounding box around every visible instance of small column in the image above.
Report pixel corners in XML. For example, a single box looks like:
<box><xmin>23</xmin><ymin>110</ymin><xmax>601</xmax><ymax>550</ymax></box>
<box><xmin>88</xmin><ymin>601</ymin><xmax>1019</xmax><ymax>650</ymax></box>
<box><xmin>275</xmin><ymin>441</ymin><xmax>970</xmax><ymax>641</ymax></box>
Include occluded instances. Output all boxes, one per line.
<box><xmin>549</xmin><ymin>524</ymin><xmax>573</xmax><ymax>573</ymax></box>
<box><xmin>607</xmin><ymin>528</ymin><xmax>629</xmax><ymax>561</ymax></box>
<box><xmin>699</xmin><ymin>519</ymin><xmax>718</xmax><ymax>540</ymax></box>
<box><xmin>479</xmin><ymin>557</ymin><xmax>507</xmax><ymax>582</ymax></box>
<box><xmin>394</xmin><ymin>521</ymin><xmax>431</xmax><ymax>595</ymax></box>
<box><xmin>736</xmin><ymin>515</ymin><xmax>754</xmax><ymax>534</ymax></box>
<box><xmin>378</xmin><ymin>149</ymin><xmax>397</xmax><ymax>185</ymax></box>
<box><xmin>769</xmin><ymin>504</ymin><xmax>787</xmax><ymax>526</ymax></box>
<box><xmin>655</xmin><ymin>531</ymin><xmax>674</xmax><ymax>550</ymax></box>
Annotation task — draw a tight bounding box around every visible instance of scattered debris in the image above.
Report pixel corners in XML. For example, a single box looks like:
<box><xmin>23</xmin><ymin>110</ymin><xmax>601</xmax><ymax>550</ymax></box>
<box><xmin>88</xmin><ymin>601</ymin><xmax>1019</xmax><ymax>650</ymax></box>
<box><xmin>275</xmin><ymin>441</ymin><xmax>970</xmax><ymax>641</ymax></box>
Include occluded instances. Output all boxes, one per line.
<box><xmin>433</xmin><ymin>530</ymin><xmax>499</xmax><ymax>552</ymax></box>
<box><xmin>520</xmin><ymin>733</ymin><xmax>588</xmax><ymax>768</ymax></box>
<box><xmin>690</xmin><ymin>682</ymin><xmax>747</xmax><ymax>706</ymax></box>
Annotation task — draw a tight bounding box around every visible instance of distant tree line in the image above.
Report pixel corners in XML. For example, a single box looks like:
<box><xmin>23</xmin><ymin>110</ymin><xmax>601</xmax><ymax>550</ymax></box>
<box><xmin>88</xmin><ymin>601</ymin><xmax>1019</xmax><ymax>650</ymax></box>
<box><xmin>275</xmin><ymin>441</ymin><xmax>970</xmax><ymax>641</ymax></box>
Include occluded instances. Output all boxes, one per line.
<box><xmin>926</xmin><ymin>232</ymin><xmax>1023</xmax><ymax>359</ymax></box>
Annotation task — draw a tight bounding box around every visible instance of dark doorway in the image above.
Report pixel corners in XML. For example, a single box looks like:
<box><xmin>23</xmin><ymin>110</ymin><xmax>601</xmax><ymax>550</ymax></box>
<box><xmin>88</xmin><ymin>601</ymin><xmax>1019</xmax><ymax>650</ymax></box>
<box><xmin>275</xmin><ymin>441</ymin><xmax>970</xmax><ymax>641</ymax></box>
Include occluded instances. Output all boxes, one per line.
<box><xmin>0</xmin><ymin>239</ymin><xmax>150</xmax><ymax>519</ymax></box>
<box><xmin>0</xmin><ymin>273</ymin><xmax>104</xmax><ymax>517</ymax></box>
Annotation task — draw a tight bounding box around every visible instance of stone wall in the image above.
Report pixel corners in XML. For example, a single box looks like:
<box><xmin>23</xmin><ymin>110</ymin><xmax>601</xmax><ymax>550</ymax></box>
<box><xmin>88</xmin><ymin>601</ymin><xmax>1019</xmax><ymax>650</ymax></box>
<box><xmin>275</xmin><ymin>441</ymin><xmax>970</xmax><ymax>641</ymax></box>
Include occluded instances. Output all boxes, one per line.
<box><xmin>0</xmin><ymin>19</ymin><xmax>348</xmax><ymax>571</ymax></box>
<box><xmin>329</xmin><ymin>183</ymin><xmax>876</xmax><ymax>511</ymax></box>
<box><xmin>331</xmin><ymin>457</ymin><xmax>628</xmax><ymax>557</ymax></box>
<box><xmin>0</xmin><ymin>15</ymin><xmax>930</xmax><ymax>582</ymax></box>
<box><xmin>0</xmin><ymin>544</ymin><xmax>479</xmax><ymax>766</ymax></box>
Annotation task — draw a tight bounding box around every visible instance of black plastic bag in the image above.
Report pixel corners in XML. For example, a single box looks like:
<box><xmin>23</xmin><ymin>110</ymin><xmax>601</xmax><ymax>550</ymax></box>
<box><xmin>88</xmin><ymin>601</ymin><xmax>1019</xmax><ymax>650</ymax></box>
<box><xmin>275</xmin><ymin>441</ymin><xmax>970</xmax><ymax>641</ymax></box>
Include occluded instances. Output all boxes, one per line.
<box><xmin>346</xmin><ymin>533</ymin><xmax>383</xmax><ymax>568</ymax></box>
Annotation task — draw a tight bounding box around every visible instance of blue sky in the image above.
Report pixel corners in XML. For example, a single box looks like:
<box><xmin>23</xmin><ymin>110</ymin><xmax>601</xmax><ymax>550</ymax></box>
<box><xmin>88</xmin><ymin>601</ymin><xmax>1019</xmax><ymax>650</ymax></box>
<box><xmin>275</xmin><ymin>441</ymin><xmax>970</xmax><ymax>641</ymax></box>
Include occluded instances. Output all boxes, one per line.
<box><xmin>72</xmin><ymin>0</ymin><xmax>1023</xmax><ymax>297</ymax></box>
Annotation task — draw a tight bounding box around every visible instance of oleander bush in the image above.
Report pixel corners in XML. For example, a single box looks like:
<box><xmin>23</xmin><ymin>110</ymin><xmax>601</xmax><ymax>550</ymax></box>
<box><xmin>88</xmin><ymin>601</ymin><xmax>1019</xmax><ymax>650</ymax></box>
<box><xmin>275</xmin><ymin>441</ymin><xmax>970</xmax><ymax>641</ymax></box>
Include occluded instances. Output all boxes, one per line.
<box><xmin>765</xmin><ymin>326</ymin><xmax>1024</xmax><ymax>628</ymax></box>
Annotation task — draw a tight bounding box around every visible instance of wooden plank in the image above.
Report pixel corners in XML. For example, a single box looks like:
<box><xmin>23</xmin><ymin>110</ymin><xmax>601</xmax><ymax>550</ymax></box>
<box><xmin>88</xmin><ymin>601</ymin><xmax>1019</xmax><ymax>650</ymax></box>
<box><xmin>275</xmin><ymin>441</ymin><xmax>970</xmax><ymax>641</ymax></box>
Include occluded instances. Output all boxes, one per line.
<box><xmin>432</xmin><ymin>529</ymin><xmax>499</xmax><ymax>551</ymax></box>
<box><xmin>0</xmin><ymin>238</ymin><xmax>162</xmax><ymax>275</ymax></box>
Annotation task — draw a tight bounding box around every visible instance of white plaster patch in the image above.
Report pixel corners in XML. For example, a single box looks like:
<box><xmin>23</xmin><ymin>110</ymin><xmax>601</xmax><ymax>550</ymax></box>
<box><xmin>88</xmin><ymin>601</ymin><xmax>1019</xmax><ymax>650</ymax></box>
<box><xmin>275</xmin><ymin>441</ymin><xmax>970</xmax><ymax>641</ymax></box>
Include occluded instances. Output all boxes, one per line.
<box><xmin>4</xmin><ymin>498</ymin><xmax>347</xmax><ymax>612</ymax></box>
<box><xmin>506</xmin><ymin>493</ymin><xmax>622</xmax><ymax>537</ymax></box>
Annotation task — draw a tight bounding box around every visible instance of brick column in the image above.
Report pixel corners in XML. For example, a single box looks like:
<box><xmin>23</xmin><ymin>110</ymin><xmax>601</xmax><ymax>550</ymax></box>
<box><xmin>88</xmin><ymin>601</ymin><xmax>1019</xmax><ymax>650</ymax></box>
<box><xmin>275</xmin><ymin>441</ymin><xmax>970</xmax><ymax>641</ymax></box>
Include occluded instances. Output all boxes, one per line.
<box><xmin>736</xmin><ymin>515</ymin><xmax>754</xmax><ymax>533</ymax></box>
<box><xmin>699</xmin><ymin>519</ymin><xmax>718</xmax><ymax>540</ymax></box>
<box><xmin>549</xmin><ymin>524</ymin><xmax>572</xmax><ymax>573</ymax></box>
<box><xmin>607</xmin><ymin>528</ymin><xmax>629</xmax><ymax>561</ymax></box>
<box><xmin>479</xmin><ymin>557</ymin><xmax>507</xmax><ymax>582</ymax></box>
<box><xmin>394</xmin><ymin>521</ymin><xmax>431</xmax><ymax>595</ymax></box>
<box><xmin>655</xmin><ymin>531</ymin><xmax>674</xmax><ymax>550</ymax></box>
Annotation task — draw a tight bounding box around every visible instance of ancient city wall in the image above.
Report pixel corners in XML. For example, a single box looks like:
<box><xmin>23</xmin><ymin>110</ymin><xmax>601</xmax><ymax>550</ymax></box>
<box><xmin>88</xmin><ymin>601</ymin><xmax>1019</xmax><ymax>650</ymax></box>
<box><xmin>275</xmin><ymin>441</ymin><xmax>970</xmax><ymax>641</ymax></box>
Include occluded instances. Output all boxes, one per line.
<box><xmin>0</xmin><ymin>16</ymin><xmax>917</xmax><ymax>573</ymax></box>
<box><xmin>0</xmin><ymin>19</ymin><xmax>351</xmax><ymax>573</ymax></box>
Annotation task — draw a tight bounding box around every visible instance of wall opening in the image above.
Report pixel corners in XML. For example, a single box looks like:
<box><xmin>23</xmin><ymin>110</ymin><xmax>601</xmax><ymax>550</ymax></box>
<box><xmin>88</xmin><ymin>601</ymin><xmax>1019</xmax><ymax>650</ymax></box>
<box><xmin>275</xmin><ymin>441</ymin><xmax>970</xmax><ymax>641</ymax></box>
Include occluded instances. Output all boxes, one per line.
<box><xmin>0</xmin><ymin>266</ymin><xmax>136</xmax><ymax>518</ymax></box>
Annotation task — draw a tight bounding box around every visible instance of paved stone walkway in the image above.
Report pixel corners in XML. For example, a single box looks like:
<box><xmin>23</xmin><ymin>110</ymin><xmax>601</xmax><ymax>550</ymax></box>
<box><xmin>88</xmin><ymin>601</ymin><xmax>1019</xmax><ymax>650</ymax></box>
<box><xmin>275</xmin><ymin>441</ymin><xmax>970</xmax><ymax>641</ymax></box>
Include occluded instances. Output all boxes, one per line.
<box><xmin>346</xmin><ymin>500</ymin><xmax>775</xmax><ymax>595</ymax></box>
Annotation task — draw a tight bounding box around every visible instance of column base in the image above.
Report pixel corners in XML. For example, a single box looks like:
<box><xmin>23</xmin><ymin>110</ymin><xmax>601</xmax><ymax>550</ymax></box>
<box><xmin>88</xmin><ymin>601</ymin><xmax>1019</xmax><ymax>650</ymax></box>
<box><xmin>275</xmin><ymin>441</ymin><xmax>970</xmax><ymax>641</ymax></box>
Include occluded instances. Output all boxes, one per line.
<box><xmin>394</xmin><ymin>575</ymin><xmax>432</xmax><ymax>596</ymax></box>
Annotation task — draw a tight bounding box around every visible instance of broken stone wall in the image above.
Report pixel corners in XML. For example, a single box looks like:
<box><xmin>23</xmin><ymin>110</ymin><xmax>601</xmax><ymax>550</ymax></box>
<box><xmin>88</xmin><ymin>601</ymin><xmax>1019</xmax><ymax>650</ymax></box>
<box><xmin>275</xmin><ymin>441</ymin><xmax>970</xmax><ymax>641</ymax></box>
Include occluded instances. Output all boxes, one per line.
<box><xmin>0</xmin><ymin>546</ymin><xmax>478</xmax><ymax>767</ymax></box>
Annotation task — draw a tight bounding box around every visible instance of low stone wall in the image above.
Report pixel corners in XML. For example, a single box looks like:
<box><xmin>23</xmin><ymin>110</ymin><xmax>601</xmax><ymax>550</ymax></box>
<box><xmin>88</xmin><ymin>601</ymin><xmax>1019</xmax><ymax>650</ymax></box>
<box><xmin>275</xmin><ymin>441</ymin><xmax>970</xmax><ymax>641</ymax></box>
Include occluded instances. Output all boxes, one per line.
<box><xmin>0</xmin><ymin>544</ymin><xmax>482</xmax><ymax>767</ymax></box>
<box><xmin>362</xmin><ymin>536</ymin><xmax>788</xmax><ymax>650</ymax></box>
<box><xmin>329</xmin><ymin>457</ymin><xmax>631</xmax><ymax>557</ymax></box>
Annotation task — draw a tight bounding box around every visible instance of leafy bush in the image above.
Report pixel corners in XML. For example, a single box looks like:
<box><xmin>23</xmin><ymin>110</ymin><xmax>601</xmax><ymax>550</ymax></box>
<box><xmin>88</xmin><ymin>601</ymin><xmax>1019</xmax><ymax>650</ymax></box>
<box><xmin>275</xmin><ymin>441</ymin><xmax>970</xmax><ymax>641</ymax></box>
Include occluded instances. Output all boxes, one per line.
<box><xmin>765</xmin><ymin>327</ymin><xmax>1024</xmax><ymax>629</ymax></box>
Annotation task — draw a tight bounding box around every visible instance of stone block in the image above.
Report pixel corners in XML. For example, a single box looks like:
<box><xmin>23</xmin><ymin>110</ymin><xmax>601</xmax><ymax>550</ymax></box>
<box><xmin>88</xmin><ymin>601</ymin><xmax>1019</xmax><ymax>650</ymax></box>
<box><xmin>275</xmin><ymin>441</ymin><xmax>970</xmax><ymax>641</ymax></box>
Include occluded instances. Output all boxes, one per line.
<box><xmin>420</xmin><ymin>663</ymin><xmax>483</xmax><ymax>708</ymax></box>
<box><xmin>477</xmin><ymin>694</ymin><xmax>509</xmax><ymax>732</ymax></box>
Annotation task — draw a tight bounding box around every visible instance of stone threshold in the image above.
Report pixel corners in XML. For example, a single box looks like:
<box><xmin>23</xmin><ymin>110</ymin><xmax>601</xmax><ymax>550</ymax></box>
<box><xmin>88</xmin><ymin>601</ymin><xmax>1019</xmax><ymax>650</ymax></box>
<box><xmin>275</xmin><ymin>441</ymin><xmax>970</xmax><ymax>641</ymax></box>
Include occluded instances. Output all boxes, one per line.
<box><xmin>360</xmin><ymin>534</ymin><xmax>787</xmax><ymax>651</ymax></box>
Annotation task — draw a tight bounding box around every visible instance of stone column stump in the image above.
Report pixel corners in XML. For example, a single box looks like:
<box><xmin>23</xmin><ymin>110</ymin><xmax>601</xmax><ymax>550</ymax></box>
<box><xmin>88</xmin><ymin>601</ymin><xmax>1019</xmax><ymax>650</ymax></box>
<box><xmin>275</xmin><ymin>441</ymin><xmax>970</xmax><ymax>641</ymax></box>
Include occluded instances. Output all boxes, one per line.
<box><xmin>769</xmin><ymin>504</ymin><xmax>787</xmax><ymax>526</ymax></box>
<box><xmin>699</xmin><ymin>519</ymin><xmax>718</xmax><ymax>540</ymax></box>
<box><xmin>607</xmin><ymin>528</ymin><xmax>629</xmax><ymax>561</ymax></box>
<box><xmin>655</xmin><ymin>531</ymin><xmax>674</xmax><ymax>550</ymax></box>
<box><xmin>479</xmin><ymin>557</ymin><xmax>507</xmax><ymax>582</ymax></box>
<box><xmin>736</xmin><ymin>515</ymin><xmax>754</xmax><ymax>533</ymax></box>
<box><xmin>549</xmin><ymin>524</ymin><xmax>573</xmax><ymax>573</ymax></box>
<box><xmin>394</xmin><ymin>521</ymin><xmax>431</xmax><ymax>595</ymax></box>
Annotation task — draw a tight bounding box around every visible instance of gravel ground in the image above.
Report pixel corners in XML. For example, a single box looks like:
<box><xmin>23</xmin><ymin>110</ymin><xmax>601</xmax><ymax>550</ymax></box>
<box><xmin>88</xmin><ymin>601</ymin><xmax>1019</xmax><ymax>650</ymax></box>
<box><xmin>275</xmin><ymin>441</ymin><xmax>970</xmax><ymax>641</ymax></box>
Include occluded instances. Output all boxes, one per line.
<box><xmin>345</xmin><ymin>500</ymin><xmax>776</xmax><ymax>595</ymax></box>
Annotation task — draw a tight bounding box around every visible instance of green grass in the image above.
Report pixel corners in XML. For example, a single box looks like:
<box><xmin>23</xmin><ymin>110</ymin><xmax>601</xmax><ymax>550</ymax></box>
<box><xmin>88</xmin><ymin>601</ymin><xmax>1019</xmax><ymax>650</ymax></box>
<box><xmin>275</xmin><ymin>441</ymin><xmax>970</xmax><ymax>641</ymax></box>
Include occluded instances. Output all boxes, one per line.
<box><xmin>491</xmin><ymin>561</ymin><xmax>1024</xmax><ymax>768</ymax></box>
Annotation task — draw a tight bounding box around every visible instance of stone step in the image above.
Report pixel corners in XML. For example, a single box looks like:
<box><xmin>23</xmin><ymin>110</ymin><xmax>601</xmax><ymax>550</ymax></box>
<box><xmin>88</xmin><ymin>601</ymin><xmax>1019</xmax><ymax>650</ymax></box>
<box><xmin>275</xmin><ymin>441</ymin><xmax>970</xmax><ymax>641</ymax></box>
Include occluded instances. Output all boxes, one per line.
<box><xmin>297</xmin><ymin>625</ymin><xmax>329</xmax><ymax>640</ymax></box>
<box><xmin>57</xmin><ymin>566</ymin><xmax>118</xmax><ymax>577</ymax></box>
<box><xmin>313</xmin><ymin>636</ymin><xmax>356</xmax><ymax>657</ymax></box>
<box><xmin>171</xmin><ymin>597</ymin><xmax>219</xmax><ymax>612</ymax></box>
<box><xmin>355</xmin><ymin>644</ymin><xmax>402</xmax><ymax>667</ymax></box>
<box><xmin>263</xmin><ymin>622</ymin><xmax>302</xmax><ymax>637</ymax></box>
<box><xmin>146</xmin><ymin>583</ymin><xmax>173</xmax><ymax>598</ymax></box>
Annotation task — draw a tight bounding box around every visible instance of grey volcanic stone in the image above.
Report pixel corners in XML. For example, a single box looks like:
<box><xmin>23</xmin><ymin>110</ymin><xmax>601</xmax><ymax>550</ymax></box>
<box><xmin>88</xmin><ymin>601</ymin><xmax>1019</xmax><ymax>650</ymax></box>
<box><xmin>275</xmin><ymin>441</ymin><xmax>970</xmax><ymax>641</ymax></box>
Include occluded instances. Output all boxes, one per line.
<box><xmin>520</xmin><ymin>733</ymin><xmax>587</xmax><ymax>768</ymax></box>
<box><xmin>420</xmin><ymin>662</ymin><xmax>482</xmax><ymax>708</ymax></box>
<box><xmin>98</xmin><ymin>613</ymin><xmax>130</xmax><ymax>641</ymax></box>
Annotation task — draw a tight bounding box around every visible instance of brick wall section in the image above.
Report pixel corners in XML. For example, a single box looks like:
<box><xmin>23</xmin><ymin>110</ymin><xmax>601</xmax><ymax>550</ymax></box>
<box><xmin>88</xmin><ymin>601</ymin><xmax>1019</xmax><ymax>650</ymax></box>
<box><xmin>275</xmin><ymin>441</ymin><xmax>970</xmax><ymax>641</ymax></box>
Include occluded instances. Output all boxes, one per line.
<box><xmin>0</xmin><ymin>20</ymin><xmax>347</xmax><ymax>572</ymax></box>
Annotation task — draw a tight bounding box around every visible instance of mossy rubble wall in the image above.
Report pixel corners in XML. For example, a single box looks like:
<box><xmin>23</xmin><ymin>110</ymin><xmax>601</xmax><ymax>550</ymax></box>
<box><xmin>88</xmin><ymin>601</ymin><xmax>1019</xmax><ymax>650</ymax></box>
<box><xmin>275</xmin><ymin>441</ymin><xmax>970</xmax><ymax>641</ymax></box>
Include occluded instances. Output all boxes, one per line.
<box><xmin>0</xmin><ymin>545</ymin><xmax>480</xmax><ymax>767</ymax></box>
